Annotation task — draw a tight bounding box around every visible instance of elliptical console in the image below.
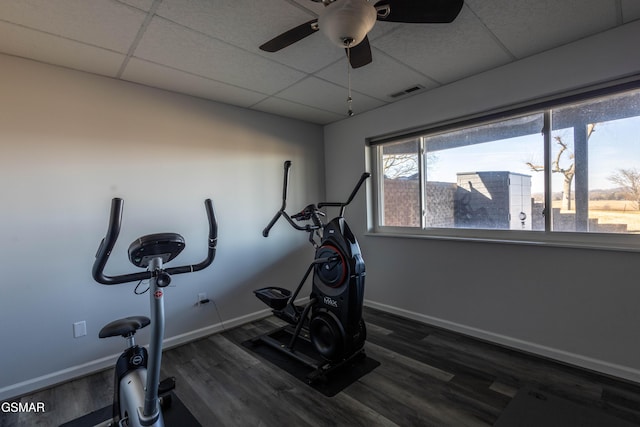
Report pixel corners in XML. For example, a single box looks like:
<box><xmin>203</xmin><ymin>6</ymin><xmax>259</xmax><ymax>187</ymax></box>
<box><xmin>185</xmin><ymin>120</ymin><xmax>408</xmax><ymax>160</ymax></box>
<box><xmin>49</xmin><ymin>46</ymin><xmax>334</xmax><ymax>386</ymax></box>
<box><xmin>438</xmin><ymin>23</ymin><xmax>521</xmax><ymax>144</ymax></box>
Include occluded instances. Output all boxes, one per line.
<box><xmin>254</xmin><ymin>161</ymin><xmax>370</xmax><ymax>381</ymax></box>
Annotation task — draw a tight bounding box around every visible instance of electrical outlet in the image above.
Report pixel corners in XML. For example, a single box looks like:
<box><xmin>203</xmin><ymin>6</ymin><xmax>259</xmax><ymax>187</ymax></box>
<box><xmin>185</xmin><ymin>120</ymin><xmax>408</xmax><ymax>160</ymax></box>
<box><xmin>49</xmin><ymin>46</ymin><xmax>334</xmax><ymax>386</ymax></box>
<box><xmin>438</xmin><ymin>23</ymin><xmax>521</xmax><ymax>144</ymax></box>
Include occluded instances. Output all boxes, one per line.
<box><xmin>73</xmin><ymin>321</ymin><xmax>87</xmax><ymax>338</ymax></box>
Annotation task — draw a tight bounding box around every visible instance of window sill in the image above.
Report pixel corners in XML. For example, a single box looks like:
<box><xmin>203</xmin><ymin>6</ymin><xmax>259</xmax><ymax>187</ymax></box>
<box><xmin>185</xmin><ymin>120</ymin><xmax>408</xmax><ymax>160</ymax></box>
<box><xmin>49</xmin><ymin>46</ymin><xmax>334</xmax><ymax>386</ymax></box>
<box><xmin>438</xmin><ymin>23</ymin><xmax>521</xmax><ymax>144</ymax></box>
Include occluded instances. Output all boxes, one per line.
<box><xmin>366</xmin><ymin>228</ymin><xmax>640</xmax><ymax>253</ymax></box>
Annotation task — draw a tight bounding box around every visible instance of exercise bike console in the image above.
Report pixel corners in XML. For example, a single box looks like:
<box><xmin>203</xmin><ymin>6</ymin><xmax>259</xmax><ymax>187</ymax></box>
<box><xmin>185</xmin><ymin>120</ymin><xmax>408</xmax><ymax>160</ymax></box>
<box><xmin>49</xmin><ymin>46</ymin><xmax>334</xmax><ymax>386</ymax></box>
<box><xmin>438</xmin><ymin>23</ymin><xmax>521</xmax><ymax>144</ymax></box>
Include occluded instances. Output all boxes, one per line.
<box><xmin>128</xmin><ymin>233</ymin><xmax>186</xmax><ymax>268</ymax></box>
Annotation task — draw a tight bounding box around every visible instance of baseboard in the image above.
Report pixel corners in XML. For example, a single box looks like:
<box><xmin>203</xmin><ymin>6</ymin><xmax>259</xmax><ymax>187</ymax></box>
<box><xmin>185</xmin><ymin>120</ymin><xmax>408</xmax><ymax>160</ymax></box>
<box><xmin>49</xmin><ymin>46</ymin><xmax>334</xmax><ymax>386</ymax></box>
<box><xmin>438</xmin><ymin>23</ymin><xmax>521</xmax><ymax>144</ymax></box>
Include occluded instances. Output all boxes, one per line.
<box><xmin>0</xmin><ymin>308</ymin><xmax>273</xmax><ymax>402</ymax></box>
<box><xmin>364</xmin><ymin>299</ymin><xmax>640</xmax><ymax>385</ymax></box>
<box><xmin>0</xmin><ymin>354</ymin><xmax>118</xmax><ymax>403</ymax></box>
<box><xmin>163</xmin><ymin>307</ymin><xmax>272</xmax><ymax>350</ymax></box>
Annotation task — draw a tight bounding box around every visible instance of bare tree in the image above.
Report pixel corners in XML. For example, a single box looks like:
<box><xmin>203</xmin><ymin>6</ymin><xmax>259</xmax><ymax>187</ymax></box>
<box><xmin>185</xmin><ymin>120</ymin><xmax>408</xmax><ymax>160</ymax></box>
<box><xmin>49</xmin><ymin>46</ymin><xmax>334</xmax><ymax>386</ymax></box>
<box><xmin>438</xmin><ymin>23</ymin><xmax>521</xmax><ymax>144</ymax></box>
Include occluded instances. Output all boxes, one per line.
<box><xmin>609</xmin><ymin>168</ymin><xmax>640</xmax><ymax>210</ymax></box>
<box><xmin>383</xmin><ymin>153</ymin><xmax>438</xmax><ymax>179</ymax></box>
<box><xmin>383</xmin><ymin>154</ymin><xmax>418</xmax><ymax>179</ymax></box>
<box><xmin>526</xmin><ymin>124</ymin><xmax>595</xmax><ymax>210</ymax></box>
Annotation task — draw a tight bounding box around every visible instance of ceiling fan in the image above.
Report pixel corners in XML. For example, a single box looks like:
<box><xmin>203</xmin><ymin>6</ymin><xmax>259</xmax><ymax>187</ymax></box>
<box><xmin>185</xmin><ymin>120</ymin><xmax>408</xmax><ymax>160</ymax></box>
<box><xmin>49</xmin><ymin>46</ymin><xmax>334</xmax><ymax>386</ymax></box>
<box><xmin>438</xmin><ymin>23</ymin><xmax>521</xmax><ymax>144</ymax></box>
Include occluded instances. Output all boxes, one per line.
<box><xmin>260</xmin><ymin>0</ymin><xmax>464</xmax><ymax>68</ymax></box>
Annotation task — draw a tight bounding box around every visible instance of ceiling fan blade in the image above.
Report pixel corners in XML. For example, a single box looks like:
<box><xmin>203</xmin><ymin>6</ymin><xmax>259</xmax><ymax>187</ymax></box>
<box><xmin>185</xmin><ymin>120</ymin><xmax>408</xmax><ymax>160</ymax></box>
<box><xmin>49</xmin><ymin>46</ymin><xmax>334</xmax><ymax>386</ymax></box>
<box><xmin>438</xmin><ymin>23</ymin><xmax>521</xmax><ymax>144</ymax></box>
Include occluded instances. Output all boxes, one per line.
<box><xmin>259</xmin><ymin>19</ymin><xmax>319</xmax><ymax>52</ymax></box>
<box><xmin>375</xmin><ymin>0</ymin><xmax>464</xmax><ymax>23</ymax></box>
<box><xmin>346</xmin><ymin>36</ymin><xmax>372</xmax><ymax>69</ymax></box>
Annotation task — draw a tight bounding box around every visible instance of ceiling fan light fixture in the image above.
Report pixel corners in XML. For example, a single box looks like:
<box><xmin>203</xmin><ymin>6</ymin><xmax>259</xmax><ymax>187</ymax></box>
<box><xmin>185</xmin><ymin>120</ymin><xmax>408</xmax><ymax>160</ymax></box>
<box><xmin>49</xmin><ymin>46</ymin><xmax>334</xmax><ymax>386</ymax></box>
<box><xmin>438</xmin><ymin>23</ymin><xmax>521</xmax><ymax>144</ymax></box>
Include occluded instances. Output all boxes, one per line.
<box><xmin>319</xmin><ymin>0</ymin><xmax>377</xmax><ymax>47</ymax></box>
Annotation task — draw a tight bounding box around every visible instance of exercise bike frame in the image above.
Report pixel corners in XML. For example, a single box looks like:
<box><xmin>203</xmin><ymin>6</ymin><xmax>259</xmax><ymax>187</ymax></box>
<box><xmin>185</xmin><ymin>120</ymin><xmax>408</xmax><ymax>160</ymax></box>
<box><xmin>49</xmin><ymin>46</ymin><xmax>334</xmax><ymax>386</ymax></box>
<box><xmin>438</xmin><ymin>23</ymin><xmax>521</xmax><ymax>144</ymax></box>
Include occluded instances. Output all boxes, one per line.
<box><xmin>93</xmin><ymin>198</ymin><xmax>217</xmax><ymax>427</ymax></box>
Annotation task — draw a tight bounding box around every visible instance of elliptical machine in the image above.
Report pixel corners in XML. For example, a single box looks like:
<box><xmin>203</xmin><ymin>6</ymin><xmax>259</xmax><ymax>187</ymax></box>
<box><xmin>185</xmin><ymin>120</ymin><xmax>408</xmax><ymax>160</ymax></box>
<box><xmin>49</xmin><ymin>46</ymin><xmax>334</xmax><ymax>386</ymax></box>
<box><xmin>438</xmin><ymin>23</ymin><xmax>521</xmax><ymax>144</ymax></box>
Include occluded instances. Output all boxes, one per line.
<box><xmin>253</xmin><ymin>161</ymin><xmax>370</xmax><ymax>382</ymax></box>
<box><xmin>92</xmin><ymin>198</ymin><xmax>218</xmax><ymax>427</ymax></box>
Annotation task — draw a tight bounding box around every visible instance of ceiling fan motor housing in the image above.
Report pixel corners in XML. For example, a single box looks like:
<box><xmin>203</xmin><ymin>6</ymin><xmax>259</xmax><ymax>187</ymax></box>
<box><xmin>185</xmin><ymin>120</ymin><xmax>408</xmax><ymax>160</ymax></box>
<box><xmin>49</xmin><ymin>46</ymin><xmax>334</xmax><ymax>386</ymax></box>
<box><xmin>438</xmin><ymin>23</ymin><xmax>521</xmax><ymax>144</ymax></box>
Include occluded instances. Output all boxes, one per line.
<box><xmin>319</xmin><ymin>0</ymin><xmax>377</xmax><ymax>47</ymax></box>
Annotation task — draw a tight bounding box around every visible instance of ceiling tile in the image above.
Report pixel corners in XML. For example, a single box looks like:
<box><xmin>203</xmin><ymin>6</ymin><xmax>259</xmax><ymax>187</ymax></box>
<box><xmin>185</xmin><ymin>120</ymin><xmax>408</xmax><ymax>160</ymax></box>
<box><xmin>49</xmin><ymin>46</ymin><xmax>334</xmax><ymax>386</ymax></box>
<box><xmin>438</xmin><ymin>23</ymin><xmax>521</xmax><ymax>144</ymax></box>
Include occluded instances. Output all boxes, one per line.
<box><xmin>0</xmin><ymin>21</ymin><xmax>124</xmax><ymax>76</ymax></box>
<box><xmin>251</xmin><ymin>97</ymin><xmax>344</xmax><ymax>125</ymax></box>
<box><xmin>315</xmin><ymin>48</ymin><xmax>439</xmax><ymax>101</ymax></box>
<box><xmin>133</xmin><ymin>17</ymin><xmax>306</xmax><ymax>94</ymax></box>
<box><xmin>0</xmin><ymin>0</ymin><xmax>147</xmax><ymax>53</ymax></box>
<box><xmin>156</xmin><ymin>0</ymin><xmax>314</xmax><ymax>52</ymax></box>
<box><xmin>374</xmin><ymin>6</ymin><xmax>513</xmax><ymax>85</ymax></box>
<box><xmin>368</xmin><ymin>21</ymin><xmax>403</xmax><ymax>41</ymax></box>
<box><xmin>290</xmin><ymin>0</ymin><xmax>324</xmax><ymax>15</ymax></box>
<box><xmin>466</xmin><ymin>0</ymin><xmax>618</xmax><ymax>58</ymax></box>
<box><xmin>277</xmin><ymin>76</ymin><xmax>385</xmax><ymax>115</ymax></box>
<box><xmin>117</xmin><ymin>0</ymin><xmax>155</xmax><ymax>12</ymax></box>
<box><xmin>121</xmin><ymin>58</ymin><xmax>268</xmax><ymax>107</ymax></box>
<box><xmin>622</xmin><ymin>0</ymin><xmax>640</xmax><ymax>22</ymax></box>
<box><xmin>156</xmin><ymin>0</ymin><xmax>345</xmax><ymax>73</ymax></box>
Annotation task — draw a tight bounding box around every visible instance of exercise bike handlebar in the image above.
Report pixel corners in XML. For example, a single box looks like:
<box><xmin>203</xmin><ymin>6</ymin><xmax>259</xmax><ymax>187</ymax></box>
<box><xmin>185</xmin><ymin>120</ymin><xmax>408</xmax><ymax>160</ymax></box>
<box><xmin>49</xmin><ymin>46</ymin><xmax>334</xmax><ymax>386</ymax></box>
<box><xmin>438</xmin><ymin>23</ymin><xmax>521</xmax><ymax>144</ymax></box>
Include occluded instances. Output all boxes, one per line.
<box><xmin>92</xmin><ymin>198</ymin><xmax>218</xmax><ymax>285</ymax></box>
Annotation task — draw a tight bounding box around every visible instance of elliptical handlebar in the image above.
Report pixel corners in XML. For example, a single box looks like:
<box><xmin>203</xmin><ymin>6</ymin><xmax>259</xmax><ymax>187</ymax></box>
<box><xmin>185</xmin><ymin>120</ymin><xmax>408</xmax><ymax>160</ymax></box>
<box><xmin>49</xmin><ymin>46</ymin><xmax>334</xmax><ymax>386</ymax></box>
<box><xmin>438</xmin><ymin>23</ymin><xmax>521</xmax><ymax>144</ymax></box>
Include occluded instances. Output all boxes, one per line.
<box><xmin>262</xmin><ymin>160</ymin><xmax>370</xmax><ymax>238</ymax></box>
<box><xmin>92</xmin><ymin>198</ymin><xmax>218</xmax><ymax>285</ymax></box>
<box><xmin>317</xmin><ymin>172</ymin><xmax>371</xmax><ymax>215</ymax></box>
<box><xmin>263</xmin><ymin>160</ymin><xmax>291</xmax><ymax>237</ymax></box>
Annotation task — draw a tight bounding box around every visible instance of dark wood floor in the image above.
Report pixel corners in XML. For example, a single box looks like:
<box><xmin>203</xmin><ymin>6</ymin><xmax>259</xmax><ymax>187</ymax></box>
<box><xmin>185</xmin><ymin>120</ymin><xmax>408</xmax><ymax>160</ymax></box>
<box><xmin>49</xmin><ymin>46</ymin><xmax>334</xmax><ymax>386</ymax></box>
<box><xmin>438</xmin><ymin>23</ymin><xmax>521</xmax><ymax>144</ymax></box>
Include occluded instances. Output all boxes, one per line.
<box><xmin>3</xmin><ymin>306</ymin><xmax>640</xmax><ymax>426</ymax></box>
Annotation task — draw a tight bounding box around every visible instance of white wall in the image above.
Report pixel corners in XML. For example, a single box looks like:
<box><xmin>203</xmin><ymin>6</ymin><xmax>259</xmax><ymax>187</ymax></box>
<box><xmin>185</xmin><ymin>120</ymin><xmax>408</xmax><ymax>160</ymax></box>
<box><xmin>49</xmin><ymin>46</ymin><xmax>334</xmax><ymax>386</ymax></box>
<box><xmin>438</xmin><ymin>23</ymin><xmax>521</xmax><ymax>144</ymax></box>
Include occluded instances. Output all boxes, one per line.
<box><xmin>324</xmin><ymin>20</ymin><xmax>640</xmax><ymax>381</ymax></box>
<box><xmin>0</xmin><ymin>54</ymin><xmax>324</xmax><ymax>400</ymax></box>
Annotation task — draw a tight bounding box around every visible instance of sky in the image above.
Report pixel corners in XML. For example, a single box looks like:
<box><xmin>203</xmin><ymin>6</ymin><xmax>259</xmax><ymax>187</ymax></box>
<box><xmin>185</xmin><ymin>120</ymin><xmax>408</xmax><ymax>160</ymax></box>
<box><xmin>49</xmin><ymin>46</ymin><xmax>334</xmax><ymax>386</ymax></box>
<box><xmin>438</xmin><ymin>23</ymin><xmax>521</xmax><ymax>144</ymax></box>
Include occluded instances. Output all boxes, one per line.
<box><xmin>424</xmin><ymin>115</ymin><xmax>640</xmax><ymax>196</ymax></box>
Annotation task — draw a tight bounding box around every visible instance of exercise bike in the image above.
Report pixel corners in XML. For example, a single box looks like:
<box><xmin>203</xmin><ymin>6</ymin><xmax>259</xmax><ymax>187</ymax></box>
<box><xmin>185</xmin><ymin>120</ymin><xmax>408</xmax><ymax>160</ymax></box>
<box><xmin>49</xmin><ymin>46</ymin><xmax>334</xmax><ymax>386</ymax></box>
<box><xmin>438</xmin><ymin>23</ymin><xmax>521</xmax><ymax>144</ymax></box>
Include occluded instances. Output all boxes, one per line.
<box><xmin>253</xmin><ymin>161</ymin><xmax>370</xmax><ymax>383</ymax></box>
<box><xmin>92</xmin><ymin>198</ymin><xmax>218</xmax><ymax>427</ymax></box>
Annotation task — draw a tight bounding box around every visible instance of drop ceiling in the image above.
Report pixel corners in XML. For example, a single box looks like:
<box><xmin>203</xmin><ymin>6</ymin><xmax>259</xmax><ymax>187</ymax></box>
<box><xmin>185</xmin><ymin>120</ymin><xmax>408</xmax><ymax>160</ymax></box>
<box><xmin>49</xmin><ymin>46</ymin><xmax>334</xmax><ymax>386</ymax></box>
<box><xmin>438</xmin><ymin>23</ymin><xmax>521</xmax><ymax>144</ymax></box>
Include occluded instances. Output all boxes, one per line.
<box><xmin>0</xmin><ymin>0</ymin><xmax>638</xmax><ymax>125</ymax></box>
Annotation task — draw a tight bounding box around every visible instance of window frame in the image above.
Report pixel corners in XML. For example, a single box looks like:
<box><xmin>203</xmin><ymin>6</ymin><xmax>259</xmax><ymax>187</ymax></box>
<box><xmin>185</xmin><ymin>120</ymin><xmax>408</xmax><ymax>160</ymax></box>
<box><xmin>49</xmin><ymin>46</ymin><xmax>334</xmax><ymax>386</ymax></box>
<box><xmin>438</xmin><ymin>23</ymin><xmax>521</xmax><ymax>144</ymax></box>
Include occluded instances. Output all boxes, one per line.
<box><xmin>367</xmin><ymin>77</ymin><xmax>640</xmax><ymax>252</ymax></box>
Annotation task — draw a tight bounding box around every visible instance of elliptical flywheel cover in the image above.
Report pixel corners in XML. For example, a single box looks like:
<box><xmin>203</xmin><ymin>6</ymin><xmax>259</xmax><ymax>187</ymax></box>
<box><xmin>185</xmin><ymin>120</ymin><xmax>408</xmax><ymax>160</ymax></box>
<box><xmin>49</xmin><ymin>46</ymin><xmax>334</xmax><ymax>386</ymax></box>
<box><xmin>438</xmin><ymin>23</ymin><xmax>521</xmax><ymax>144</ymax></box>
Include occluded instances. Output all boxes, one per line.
<box><xmin>315</xmin><ymin>245</ymin><xmax>347</xmax><ymax>288</ymax></box>
<box><xmin>310</xmin><ymin>311</ymin><xmax>346</xmax><ymax>362</ymax></box>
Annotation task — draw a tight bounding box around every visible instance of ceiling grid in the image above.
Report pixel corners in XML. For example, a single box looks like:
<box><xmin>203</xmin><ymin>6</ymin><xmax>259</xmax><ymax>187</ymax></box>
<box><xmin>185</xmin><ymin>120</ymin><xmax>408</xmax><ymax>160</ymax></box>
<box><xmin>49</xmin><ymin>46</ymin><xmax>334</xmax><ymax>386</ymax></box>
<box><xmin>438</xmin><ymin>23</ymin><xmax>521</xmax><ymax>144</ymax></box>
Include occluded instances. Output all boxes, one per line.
<box><xmin>0</xmin><ymin>0</ymin><xmax>637</xmax><ymax>124</ymax></box>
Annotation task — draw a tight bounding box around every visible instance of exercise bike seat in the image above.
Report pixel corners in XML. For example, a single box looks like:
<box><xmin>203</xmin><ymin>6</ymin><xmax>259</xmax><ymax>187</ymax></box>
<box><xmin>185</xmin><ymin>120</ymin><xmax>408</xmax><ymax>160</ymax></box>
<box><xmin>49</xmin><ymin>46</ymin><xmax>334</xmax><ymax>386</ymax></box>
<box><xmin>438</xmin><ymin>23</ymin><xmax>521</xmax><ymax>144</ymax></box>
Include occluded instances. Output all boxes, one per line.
<box><xmin>99</xmin><ymin>316</ymin><xmax>151</xmax><ymax>338</ymax></box>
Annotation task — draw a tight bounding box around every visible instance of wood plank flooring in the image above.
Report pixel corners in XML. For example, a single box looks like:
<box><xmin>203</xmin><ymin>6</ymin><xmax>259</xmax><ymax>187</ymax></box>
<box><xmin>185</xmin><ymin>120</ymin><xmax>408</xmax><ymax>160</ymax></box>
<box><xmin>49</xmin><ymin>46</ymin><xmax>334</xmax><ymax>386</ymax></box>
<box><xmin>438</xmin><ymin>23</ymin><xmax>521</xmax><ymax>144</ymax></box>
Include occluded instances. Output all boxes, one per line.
<box><xmin>3</xmin><ymin>306</ymin><xmax>640</xmax><ymax>426</ymax></box>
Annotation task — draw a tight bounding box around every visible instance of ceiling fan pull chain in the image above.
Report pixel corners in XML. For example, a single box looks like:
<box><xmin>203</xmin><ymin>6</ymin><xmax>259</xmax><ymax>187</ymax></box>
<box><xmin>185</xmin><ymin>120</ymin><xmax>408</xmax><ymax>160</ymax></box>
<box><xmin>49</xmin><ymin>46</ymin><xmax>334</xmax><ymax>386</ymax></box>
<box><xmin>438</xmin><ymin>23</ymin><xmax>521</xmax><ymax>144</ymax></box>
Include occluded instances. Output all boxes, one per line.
<box><xmin>347</xmin><ymin>46</ymin><xmax>354</xmax><ymax>117</ymax></box>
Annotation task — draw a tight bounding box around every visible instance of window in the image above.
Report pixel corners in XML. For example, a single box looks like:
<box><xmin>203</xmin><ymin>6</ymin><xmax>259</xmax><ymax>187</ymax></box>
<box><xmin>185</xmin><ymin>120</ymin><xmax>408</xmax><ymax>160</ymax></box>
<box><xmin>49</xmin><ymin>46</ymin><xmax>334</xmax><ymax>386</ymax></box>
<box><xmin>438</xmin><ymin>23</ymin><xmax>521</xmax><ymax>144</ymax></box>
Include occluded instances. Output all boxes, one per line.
<box><xmin>550</xmin><ymin>92</ymin><xmax>640</xmax><ymax>233</ymax></box>
<box><xmin>371</xmin><ymin>84</ymin><xmax>640</xmax><ymax>250</ymax></box>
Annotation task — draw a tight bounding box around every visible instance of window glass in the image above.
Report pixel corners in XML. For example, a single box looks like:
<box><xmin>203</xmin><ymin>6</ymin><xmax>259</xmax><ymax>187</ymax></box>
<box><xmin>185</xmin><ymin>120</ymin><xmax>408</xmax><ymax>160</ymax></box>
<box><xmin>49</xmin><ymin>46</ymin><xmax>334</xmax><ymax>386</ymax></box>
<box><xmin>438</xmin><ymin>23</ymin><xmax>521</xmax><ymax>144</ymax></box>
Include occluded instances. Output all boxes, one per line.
<box><xmin>551</xmin><ymin>90</ymin><xmax>640</xmax><ymax>233</ymax></box>
<box><xmin>380</xmin><ymin>139</ymin><xmax>420</xmax><ymax>227</ymax></box>
<box><xmin>424</xmin><ymin>114</ymin><xmax>544</xmax><ymax>230</ymax></box>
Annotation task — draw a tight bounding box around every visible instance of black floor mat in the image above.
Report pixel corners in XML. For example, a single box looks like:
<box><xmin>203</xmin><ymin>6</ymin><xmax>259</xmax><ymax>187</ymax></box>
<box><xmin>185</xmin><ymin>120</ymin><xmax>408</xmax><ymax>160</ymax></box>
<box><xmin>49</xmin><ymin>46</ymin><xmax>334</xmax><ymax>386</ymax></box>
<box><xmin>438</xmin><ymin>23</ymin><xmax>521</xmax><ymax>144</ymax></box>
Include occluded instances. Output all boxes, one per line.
<box><xmin>242</xmin><ymin>329</ymin><xmax>379</xmax><ymax>397</ymax></box>
<box><xmin>60</xmin><ymin>391</ymin><xmax>201</xmax><ymax>427</ymax></box>
<box><xmin>494</xmin><ymin>388</ymin><xmax>638</xmax><ymax>427</ymax></box>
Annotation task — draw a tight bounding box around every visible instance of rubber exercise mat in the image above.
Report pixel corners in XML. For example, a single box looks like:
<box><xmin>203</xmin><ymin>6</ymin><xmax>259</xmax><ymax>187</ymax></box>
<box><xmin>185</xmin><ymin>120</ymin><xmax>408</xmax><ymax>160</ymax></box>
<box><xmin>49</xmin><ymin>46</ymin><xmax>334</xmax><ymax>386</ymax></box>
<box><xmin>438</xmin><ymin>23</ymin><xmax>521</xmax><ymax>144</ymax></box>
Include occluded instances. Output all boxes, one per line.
<box><xmin>59</xmin><ymin>391</ymin><xmax>201</xmax><ymax>427</ymax></box>
<box><xmin>494</xmin><ymin>388</ymin><xmax>637</xmax><ymax>427</ymax></box>
<box><xmin>242</xmin><ymin>333</ymin><xmax>380</xmax><ymax>397</ymax></box>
